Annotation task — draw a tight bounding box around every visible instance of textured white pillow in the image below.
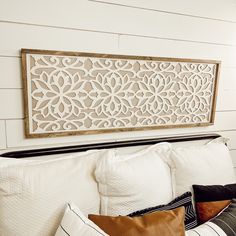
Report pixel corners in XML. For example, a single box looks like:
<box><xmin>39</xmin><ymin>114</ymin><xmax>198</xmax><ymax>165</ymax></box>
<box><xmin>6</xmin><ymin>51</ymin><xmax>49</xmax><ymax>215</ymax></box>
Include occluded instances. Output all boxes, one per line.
<box><xmin>167</xmin><ymin>138</ymin><xmax>236</xmax><ymax>197</ymax></box>
<box><xmin>0</xmin><ymin>156</ymin><xmax>36</xmax><ymax>167</ymax></box>
<box><xmin>95</xmin><ymin>143</ymin><xmax>173</xmax><ymax>216</ymax></box>
<box><xmin>55</xmin><ymin>203</ymin><xmax>108</xmax><ymax>236</ymax></box>
<box><xmin>0</xmin><ymin>153</ymin><xmax>75</xmax><ymax>167</ymax></box>
<box><xmin>0</xmin><ymin>150</ymin><xmax>107</xmax><ymax>236</ymax></box>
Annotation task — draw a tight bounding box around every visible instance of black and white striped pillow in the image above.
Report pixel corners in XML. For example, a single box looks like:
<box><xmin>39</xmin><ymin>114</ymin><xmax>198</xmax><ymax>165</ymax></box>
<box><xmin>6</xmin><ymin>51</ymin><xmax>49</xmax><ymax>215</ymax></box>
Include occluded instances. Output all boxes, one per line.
<box><xmin>127</xmin><ymin>191</ymin><xmax>197</xmax><ymax>230</ymax></box>
<box><xmin>187</xmin><ymin>199</ymin><xmax>236</xmax><ymax>236</ymax></box>
<box><xmin>55</xmin><ymin>203</ymin><xmax>108</xmax><ymax>236</ymax></box>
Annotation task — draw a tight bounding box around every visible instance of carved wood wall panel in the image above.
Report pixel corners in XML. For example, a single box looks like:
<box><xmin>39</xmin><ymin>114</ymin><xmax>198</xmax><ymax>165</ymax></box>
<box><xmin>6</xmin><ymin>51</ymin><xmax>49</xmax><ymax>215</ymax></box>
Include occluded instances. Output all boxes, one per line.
<box><xmin>21</xmin><ymin>49</ymin><xmax>220</xmax><ymax>138</ymax></box>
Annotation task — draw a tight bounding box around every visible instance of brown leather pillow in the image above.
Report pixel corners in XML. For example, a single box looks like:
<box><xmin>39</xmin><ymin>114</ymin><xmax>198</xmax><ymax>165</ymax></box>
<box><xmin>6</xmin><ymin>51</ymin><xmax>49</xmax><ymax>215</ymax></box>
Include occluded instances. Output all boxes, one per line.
<box><xmin>195</xmin><ymin>200</ymin><xmax>231</xmax><ymax>224</ymax></box>
<box><xmin>88</xmin><ymin>207</ymin><xmax>185</xmax><ymax>236</ymax></box>
<box><xmin>193</xmin><ymin>184</ymin><xmax>235</xmax><ymax>224</ymax></box>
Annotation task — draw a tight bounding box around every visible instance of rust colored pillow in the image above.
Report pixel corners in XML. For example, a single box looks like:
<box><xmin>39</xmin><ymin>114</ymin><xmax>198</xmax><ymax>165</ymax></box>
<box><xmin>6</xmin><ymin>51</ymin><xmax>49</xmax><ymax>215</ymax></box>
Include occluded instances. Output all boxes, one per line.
<box><xmin>88</xmin><ymin>207</ymin><xmax>185</xmax><ymax>236</ymax></box>
<box><xmin>193</xmin><ymin>184</ymin><xmax>236</xmax><ymax>224</ymax></box>
<box><xmin>195</xmin><ymin>200</ymin><xmax>231</xmax><ymax>224</ymax></box>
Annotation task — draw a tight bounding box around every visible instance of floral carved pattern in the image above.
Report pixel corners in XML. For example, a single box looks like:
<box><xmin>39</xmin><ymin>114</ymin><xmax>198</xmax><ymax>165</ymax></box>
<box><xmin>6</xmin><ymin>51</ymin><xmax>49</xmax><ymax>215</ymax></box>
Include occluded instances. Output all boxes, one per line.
<box><xmin>24</xmin><ymin>52</ymin><xmax>219</xmax><ymax>136</ymax></box>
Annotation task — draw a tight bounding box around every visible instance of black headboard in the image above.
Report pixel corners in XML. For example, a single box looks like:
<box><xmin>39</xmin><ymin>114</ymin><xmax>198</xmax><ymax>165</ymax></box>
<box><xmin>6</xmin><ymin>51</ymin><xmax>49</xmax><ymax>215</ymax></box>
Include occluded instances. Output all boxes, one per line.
<box><xmin>0</xmin><ymin>133</ymin><xmax>221</xmax><ymax>158</ymax></box>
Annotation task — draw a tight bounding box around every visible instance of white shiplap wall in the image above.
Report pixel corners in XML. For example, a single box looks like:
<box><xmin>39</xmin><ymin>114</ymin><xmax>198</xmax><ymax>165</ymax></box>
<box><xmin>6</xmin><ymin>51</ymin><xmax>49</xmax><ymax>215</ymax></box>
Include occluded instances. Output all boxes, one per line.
<box><xmin>0</xmin><ymin>0</ymin><xmax>236</xmax><ymax>162</ymax></box>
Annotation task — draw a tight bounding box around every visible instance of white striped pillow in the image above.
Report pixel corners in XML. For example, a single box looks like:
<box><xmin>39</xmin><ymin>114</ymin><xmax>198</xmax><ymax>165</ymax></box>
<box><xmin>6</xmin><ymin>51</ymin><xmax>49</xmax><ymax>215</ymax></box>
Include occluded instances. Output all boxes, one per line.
<box><xmin>55</xmin><ymin>203</ymin><xmax>108</xmax><ymax>236</ymax></box>
<box><xmin>187</xmin><ymin>199</ymin><xmax>236</xmax><ymax>236</ymax></box>
<box><xmin>186</xmin><ymin>222</ymin><xmax>227</xmax><ymax>236</ymax></box>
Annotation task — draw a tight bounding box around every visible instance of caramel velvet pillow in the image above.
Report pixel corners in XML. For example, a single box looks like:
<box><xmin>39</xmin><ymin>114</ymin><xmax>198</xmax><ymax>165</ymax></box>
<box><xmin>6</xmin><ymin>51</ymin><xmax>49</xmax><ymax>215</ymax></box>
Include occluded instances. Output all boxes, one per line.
<box><xmin>88</xmin><ymin>207</ymin><xmax>185</xmax><ymax>236</ymax></box>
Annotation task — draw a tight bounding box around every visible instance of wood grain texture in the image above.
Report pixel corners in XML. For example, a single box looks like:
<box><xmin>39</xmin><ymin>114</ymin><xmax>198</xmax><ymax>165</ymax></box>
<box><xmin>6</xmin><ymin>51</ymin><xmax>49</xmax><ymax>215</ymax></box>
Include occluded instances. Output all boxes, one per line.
<box><xmin>210</xmin><ymin>61</ymin><xmax>220</xmax><ymax>124</ymax></box>
<box><xmin>21</xmin><ymin>48</ymin><xmax>221</xmax><ymax>64</ymax></box>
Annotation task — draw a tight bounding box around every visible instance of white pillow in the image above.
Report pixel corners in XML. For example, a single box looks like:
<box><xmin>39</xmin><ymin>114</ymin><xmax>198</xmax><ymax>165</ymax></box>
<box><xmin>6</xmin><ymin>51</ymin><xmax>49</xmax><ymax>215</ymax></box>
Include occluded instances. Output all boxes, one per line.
<box><xmin>0</xmin><ymin>156</ymin><xmax>37</xmax><ymax>167</ymax></box>
<box><xmin>186</xmin><ymin>222</ymin><xmax>226</xmax><ymax>236</ymax></box>
<box><xmin>0</xmin><ymin>150</ymin><xmax>107</xmax><ymax>236</ymax></box>
<box><xmin>55</xmin><ymin>202</ymin><xmax>108</xmax><ymax>236</ymax></box>
<box><xmin>167</xmin><ymin>137</ymin><xmax>236</xmax><ymax>197</ymax></box>
<box><xmin>95</xmin><ymin>143</ymin><xmax>173</xmax><ymax>216</ymax></box>
<box><xmin>187</xmin><ymin>198</ymin><xmax>236</xmax><ymax>235</ymax></box>
<box><xmin>0</xmin><ymin>152</ymin><xmax>75</xmax><ymax>168</ymax></box>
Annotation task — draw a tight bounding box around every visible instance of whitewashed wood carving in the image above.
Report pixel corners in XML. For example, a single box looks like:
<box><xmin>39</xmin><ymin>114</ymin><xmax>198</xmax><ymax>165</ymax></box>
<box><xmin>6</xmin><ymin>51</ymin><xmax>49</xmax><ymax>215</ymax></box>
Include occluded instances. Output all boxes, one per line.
<box><xmin>21</xmin><ymin>49</ymin><xmax>220</xmax><ymax>138</ymax></box>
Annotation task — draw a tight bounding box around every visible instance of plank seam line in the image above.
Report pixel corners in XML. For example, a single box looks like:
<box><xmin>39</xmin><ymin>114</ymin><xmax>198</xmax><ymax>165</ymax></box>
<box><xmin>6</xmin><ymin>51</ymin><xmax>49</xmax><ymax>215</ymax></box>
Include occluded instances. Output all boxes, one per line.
<box><xmin>89</xmin><ymin>0</ymin><xmax>236</xmax><ymax>24</ymax></box>
<box><xmin>0</xmin><ymin>56</ymin><xmax>236</xmax><ymax>70</ymax></box>
<box><xmin>4</xmin><ymin>120</ymin><xmax>8</xmax><ymax>148</ymax></box>
<box><xmin>1</xmin><ymin>20</ymin><xmax>236</xmax><ymax>47</ymax></box>
<box><xmin>0</xmin><ymin>88</ymin><xmax>22</xmax><ymax>90</ymax></box>
<box><xmin>217</xmin><ymin>110</ymin><xmax>236</xmax><ymax>113</ymax></box>
<box><xmin>2</xmin><ymin>119</ymin><xmax>236</xmax><ymax>132</ymax></box>
<box><xmin>0</xmin><ymin>55</ymin><xmax>20</xmax><ymax>58</ymax></box>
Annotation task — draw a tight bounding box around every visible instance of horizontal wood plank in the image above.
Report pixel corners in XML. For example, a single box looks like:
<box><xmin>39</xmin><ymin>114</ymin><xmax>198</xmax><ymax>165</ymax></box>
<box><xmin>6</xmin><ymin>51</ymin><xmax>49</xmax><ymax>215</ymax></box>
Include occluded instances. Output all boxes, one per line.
<box><xmin>0</xmin><ymin>1</ymin><xmax>236</xmax><ymax>45</ymax></box>
<box><xmin>0</xmin><ymin>121</ymin><xmax>6</xmax><ymax>150</ymax></box>
<box><xmin>5</xmin><ymin>111</ymin><xmax>236</xmax><ymax>148</ymax></box>
<box><xmin>92</xmin><ymin>0</ymin><xmax>236</xmax><ymax>22</ymax></box>
<box><xmin>230</xmin><ymin>150</ymin><xmax>236</xmax><ymax>167</ymax></box>
<box><xmin>0</xmin><ymin>22</ymin><xmax>118</xmax><ymax>57</ymax></box>
<box><xmin>216</xmin><ymin>90</ymin><xmax>236</xmax><ymax>111</ymax></box>
<box><xmin>119</xmin><ymin>35</ymin><xmax>236</xmax><ymax>67</ymax></box>
<box><xmin>0</xmin><ymin>90</ymin><xmax>23</xmax><ymax>119</ymax></box>
<box><xmin>0</xmin><ymin>57</ymin><xmax>22</xmax><ymax>88</ymax></box>
<box><xmin>219</xmin><ymin>67</ymin><xmax>236</xmax><ymax>90</ymax></box>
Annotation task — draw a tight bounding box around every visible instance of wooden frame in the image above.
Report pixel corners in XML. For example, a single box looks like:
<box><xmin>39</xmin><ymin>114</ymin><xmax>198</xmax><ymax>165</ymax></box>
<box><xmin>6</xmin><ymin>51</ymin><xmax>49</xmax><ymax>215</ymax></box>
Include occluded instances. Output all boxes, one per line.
<box><xmin>21</xmin><ymin>48</ymin><xmax>221</xmax><ymax>138</ymax></box>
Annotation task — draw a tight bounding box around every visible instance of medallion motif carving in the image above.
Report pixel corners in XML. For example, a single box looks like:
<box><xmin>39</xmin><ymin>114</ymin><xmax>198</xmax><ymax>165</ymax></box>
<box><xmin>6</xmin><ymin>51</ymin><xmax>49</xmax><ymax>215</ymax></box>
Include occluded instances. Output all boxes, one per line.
<box><xmin>21</xmin><ymin>49</ymin><xmax>220</xmax><ymax>137</ymax></box>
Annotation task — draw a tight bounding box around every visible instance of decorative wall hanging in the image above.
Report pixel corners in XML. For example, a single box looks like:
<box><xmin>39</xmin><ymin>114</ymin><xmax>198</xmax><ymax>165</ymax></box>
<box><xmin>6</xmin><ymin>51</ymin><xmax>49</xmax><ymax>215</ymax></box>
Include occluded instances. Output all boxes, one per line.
<box><xmin>21</xmin><ymin>49</ymin><xmax>220</xmax><ymax>138</ymax></box>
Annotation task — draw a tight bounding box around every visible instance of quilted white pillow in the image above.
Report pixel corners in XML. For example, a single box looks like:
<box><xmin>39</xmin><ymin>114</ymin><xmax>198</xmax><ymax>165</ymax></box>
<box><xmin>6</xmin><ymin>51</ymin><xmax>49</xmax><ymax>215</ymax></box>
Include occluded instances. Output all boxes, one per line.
<box><xmin>55</xmin><ymin>202</ymin><xmax>108</xmax><ymax>236</ymax></box>
<box><xmin>95</xmin><ymin>143</ymin><xmax>173</xmax><ymax>216</ymax></box>
<box><xmin>0</xmin><ymin>150</ymin><xmax>107</xmax><ymax>236</ymax></box>
<box><xmin>167</xmin><ymin>137</ymin><xmax>236</xmax><ymax>197</ymax></box>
